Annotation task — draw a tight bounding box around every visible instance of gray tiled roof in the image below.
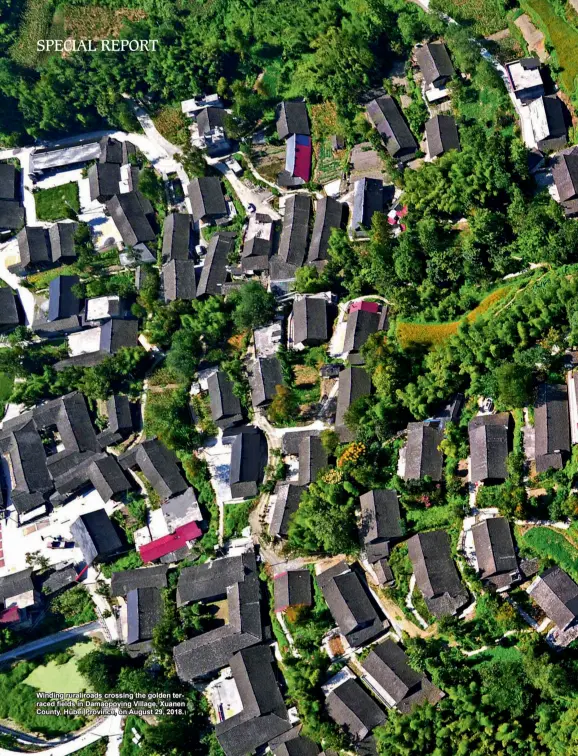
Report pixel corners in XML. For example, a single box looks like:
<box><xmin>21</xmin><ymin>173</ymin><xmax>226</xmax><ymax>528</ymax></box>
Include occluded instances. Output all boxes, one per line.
<box><xmin>17</xmin><ymin>227</ymin><xmax>50</xmax><ymax>268</ymax></box>
<box><xmin>326</xmin><ymin>679</ymin><xmax>385</xmax><ymax>742</ymax></box>
<box><xmin>404</xmin><ymin>421</ymin><xmax>443</xmax><ymax>482</ymax></box>
<box><xmin>162</xmin><ymin>212</ymin><xmax>193</xmax><ymax>263</ymax></box>
<box><xmin>535</xmin><ymin>383</ymin><xmax>570</xmax><ymax>473</ymax></box>
<box><xmin>249</xmin><ymin>356</ymin><xmax>284</xmax><ymax>408</ymax></box>
<box><xmin>208</xmin><ymin>370</ymin><xmax>243</xmax><ymax>428</ymax></box>
<box><xmin>343</xmin><ymin>309</ymin><xmax>381</xmax><ymax>354</ymax></box>
<box><xmin>469</xmin><ymin>413</ymin><xmax>510</xmax><ymax>483</ymax></box>
<box><xmin>365</xmin><ymin>96</ymin><xmax>417</xmax><ymax>161</ymax></box>
<box><xmin>335</xmin><ymin>367</ymin><xmax>372</xmax><ymax>436</ymax></box>
<box><xmin>471</xmin><ymin>517</ymin><xmax>518</xmax><ymax>581</ymax></box>
<box><xmin>106</xmin><ymin>192</ymin><xmax>156</xmax><ymax>246</ymax></box>
<box><xmin>88</xmin><ymin>162</ymin><xmax>121</xmax><ymax>202</ymax></box>
<box><xmin>552</xmin><ymin>147</ymin><xmax>578</xmax><ymax>202</ymax></box>
<box><xmin>359</xmin><ymin>489</ymin><xmax>402</xmax><ymax>545</ymax></box>
<box><xmin>111</xmin><ymin>565</ymin><xmax>168</xmax><ymax>597</ymax></box>
<box><xmin>49</xmin><ymin>222</ymin><xmax>77</xmax><ymax>262</ymax></box>
<box><xmin>230</xmin><ymin>429</ymin><xmax>266</xmax><ymax>500</ymax></box>
<box><xmin>298</xmin><ymin>434</ymin><xmax>328</xmax><ymax>485</ymax></box>
<box><xmin>425</xmin><ymin>115</ymin><xmax>460</xmax><ymax>159</ymax></box>
<box><xmin>162</xmin><ymin>259</ymin><xmax>197</xmax><ymax>301</ymax></box>
<box><xmin>188</xmin><ymin>177</ymin><xmax>227</xmax><ymax>222</ymax></box>
<box><xmin>308</xmin><ymin>197</ymin><xmax>344</xmax><ymax>264</ymax></box>
<box><xmin>0</xmin><ymin>163</ymin><xmax>18</xmax><ymax>201</ymax></box>
<box><xmin>292</xmin><ymin>296</ymin><xmax>328</xmax><ymax>347</ymax></box>
<box><xmin>276</xmin><ymin>101</ymin><xmax>310</xmax><ymax>140</ymax></box>
<box><xmin>407</xmin><ymin>530</ymin><xmax>467</xmax><ymax>618</ymax></box>
<box><xmin>0</xmin><ymin>288</ymin><xmax>20</xmax><ymax>328</ymax></box>
<box><xmin>415</xmin><ymin>42</ymin><xmax>455</xmax><ymax>87</ymax></box>
<box><xmin>197</xmin><ymin>232</ymin><xmax>236</xmax><ymax>297</ymax></box>
<box><xmin>274</xmin><ymin>569</ymin><xmax>312</xmax><ymax>612</ymax></box>
<box><xmin>278</xmin><ymin>195</ymin><xmax>311</xmax><ymax>267</ymax></box>
<box><xmin>269</xmin><ymin>483</ymin><xmax>304</xmax><ymax>538</ymax></box>
<box><xmin>529</xmin><ymin>567</ymin><xmax>578</xmax><ymax>630</ymax></box>
<box><xmin>119</xmin><ymin>438</ymin><xmax>188</xmax><ymax>499</ymax></box>
<box><xmin>0</xmin><ymin>568</ymin><xmax>34</xmax><ymax>602</ymax></box>
<box><xmin>70</xmin><ymin>508</ymin><xmax>124</xmax><ymax>565</ymax></box>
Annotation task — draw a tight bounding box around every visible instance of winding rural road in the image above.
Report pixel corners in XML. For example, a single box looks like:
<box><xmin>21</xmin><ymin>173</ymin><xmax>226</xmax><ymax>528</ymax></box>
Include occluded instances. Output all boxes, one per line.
<box><xmin>0</xmin><ymin>621</ymin><xmax>101</xmax><ymax>666</ymax></box>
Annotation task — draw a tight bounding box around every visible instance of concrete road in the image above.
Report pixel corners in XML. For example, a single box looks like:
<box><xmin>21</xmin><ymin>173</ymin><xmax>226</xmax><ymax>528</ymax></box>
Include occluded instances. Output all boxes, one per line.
<box><xmin>0</xmin><ymin>621</ymin><xmax>101</xmax><ymax>665</ymax></box>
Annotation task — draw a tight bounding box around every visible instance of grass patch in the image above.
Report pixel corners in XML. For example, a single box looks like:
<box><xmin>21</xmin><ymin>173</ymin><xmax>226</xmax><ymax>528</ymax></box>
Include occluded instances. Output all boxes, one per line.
<box><xmin>153</xmin><ymin>106</ymin><xmax>189</xmax><ymax>147</ymax></box>
<box><xmin>100</xmin><ymin>550</ymin><xmax>143</xmax><ymax>578</ymax></box>
<box><xmin>120</xmin><ymin>716</ymin><xmax>149</xmax><ymax>756</ymax></box>
<box><xmin>0</xmin><ymin>372</ymin><xmax>14</xmax><ymax>415</ymax></box>
<box><xmin>430</xmin><ymin>0</ymin><xmax>510</xmax><ymax>35</ymax></box>
<box><xmin>518</xmin><ymin>525</ymin><xmax>578</xmax><ymax>581</ymax></box>
<box><xmin>383</xmin><ymin>542</ymin><xmax>414</xmax><ymax>621</ymax></box>
<box><xmin>522</xmin><ymin>0</ymin><xmax>578</xmax><ymax>95</ymax></box>
<box><xmin>63</xmin><ymin>6</ymin><xmax>147</xmax><ymax>40</ymax></box>
<box><xmin>74</xmin><ymin>742</ymin><xmax>107</xmax><ymax>756</ymax></box>
<box><xmin>35</xmin><ymin>182</ymin><xmax>80</xmax><ymax>222</ymax></box>
<box><xmin>397</xmin><ymin>286</ymin><xmax>511</xmax><ymax>349</ymax></box>
<box><xmin>471</xmin><ymin>644</ymin><xmax>522</xmax><ymax>667</ymax></box>
<box><xmin>24</xmin><ymin>642</ymin><xmax>94</xmax><ymax>694</ymax></box>
<box><xmin>10</xmin><ymin>0</ymin><xmax>55</xmax><ymax>68</ymax></box>
<box><xmin>223</xmin><ymin>499</ymin><xmax>254</xmax><ymax>540</ymax></box>
<box><xmin>405</xmin><ymin>504</ymin><xmax>461</xmax><ymax>534</ymax></box>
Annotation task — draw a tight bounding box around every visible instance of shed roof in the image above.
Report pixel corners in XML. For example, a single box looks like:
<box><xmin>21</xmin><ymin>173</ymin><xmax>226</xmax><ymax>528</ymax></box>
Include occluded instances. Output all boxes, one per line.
<box><xmin>308</xmin><ymin>197</ymin><xmax>344</xmax><ymax>264</ymax></box>
<box><xmin>471</xmin><ymin>517</ymin><xmax>518</xmax><ymax>579</ymax></box>
<box><xmin>269</xmin><ymin>483</ymin><xmax>304</xmax><ymax>538</ymax></box>
<box><xmin>415</xmin><ymin>42</ymin><xmax>455</xmax><ymax>86</ymax></box>
<box><xmin>407</xmin><ymin>530</ymin><xmax>467</xmax><ymax>617</ymax></box>
<box><xmin>529</xmin><ymin>566</ymin><xmax>578</xmax><ymax>630</ymax></box>
<box><xmin>469</xmin><ymin>413</ymin><xmax>510</xmax><ymax>483</ymax></box>
<box><xmin>404</xmin><ymin>422</ymin><xmax>443</xmax><ymax>482</ymax></box>
<box><xmin>162</xmin><ymin>213</ymin><xmax>193</xmax><ymax>263</ymax></box>
<box><xmin>274</xmin><ymin>569</ymin><xmax>313</xmax><ymax>612</ymax></box>
<box><xmin>292</xmin><ymin>297</ymin><xmax>328</xmax><ymax>347</ymax></box>
<box><xmin>188</xmin><ymin>177</ymin><xmax>227</xmax><ymax>222</ymax></box>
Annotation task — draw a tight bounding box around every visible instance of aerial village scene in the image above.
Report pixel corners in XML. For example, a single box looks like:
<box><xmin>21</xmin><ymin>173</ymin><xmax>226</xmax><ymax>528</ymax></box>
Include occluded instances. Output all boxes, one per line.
<box><xmin>1</xmin><ymin>0</ymin><xmax>578</xmax><ymax>754</ymax></box>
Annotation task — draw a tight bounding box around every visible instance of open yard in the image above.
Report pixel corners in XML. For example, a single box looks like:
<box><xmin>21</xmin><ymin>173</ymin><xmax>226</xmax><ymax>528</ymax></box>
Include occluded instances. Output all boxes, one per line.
<box><xmin>431</xmin><ymin>0</ymin><xmax>510</xmax><ymax>36</ymax></box>
<box><xmin>35</xmin><ymin>182</ymin><xmax>80</xmax><ymax>222</ymax></box>
<box><xmin>397</xmin><ymin>286</ymin><xmax>511</xmax><ymax>349</ymax></box>
<box><xmin>24</xmin><ymin>641</ymin><xmax>94</xmax><ymax>693</ymax></box>
<box><xmin>521</xmin><ymin>0</ymin><xmax>578</xmax><ymax>95</ymax></box>
<box><xmin>518</xmin><ymin>526</ymin><xmax>578</xmax><ymax>581</ymax></box>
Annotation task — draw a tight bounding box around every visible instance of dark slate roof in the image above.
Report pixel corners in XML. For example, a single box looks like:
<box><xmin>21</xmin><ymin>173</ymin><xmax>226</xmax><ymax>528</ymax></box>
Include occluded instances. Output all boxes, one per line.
<box><xmin>0</xmin><ymin>418</ymin><xmax>52</xmax><ymax>496</ymax></box>
<box><xmin>0</xmin><ymin>164</ymin><xmax>18</xmax><ymax>201</ymax></box>
<box><xmin>552</xmin><ymin>148</ymin><xmax>578</xmax><ymax>202</ymax></box>
<box><xmin>533</xmin><ymin>95</ymin><xmax>567</xmax><ymax>151</ymax></box>
<box><xmin>0</xmin><ymin>568</ymin><xmax>34</xmax><ymax>602</ymax></box>
<box><xmin>230</xmin><ymin>429</ymin><xmax>266</xmax><ymax>500</ymax></box>
<box><xmin>404</xmin><ymin>421</ymin><xmax>443</xmax><ymax>482</ymax></box>
<box><xmin>425</xmin><ymin>115</ymin><xmax>460</xmax><ymax>159</ymax></box>
<box><xmin>276</xmin><ymin>101</ymin><xmax>310</xmax><ymax>140</ymax></box>
<box><xmin>274</xmin><ymin>569</ymin><xmax>313</xmax><ymax>612</ymax></box>
<box><xmin>111</xmin><ymin>565</ymin><xmax>168</xmax><ymax>597</ymax></box>
<box><xmin>468</xmin><ymin>413</ymin><xmax>511</xmax><ymax>483</ymax></box>
<box><xmin>326</xmin><ymin>679</ymin><xmax>385</xmax><ymax>742</ymax></box>
<box><xmin>269</xmin><ymin>483</ymin><xmax>304</xmax><ymax>538</ymax></box>
<box><xmin>207</xmin><ymin>370</ymin><xmax>243</xmax><ymax>428</ymax></box>
<box><xmin>242</xmin><ymin>234</ymin><xmax>272</xmax><ymax>273</ymax></box>
<box><xmin>316</xmin><ymin>563</ymin><xmax>386</xmax><ymax>647</ymax></box>
<box><xmin>362</xmin><ymin>639</ymin><xmax>422</xmax><ymax>704</ymax></box>
<box><xmin>174</xmin><ymin>551</ymin><xmax>263</xmax><ymax>681</ymax></box>
<box><xmin>197</xmin><ymin>232</ymin><xmax>235</xmax><ymax>297</ymax></box>
<box><xmin>292</xmin><ymin>297</ymin><xmax>328</xmax><ymax>347</ymax></box>
<box><xmin>17</xmin><ymin>227</ymin><xmax>50</xmax><ymax>268</ymax></box>
<box><xmin>88</xmin><ymin>162</ymin><xmax>121</xmax><ymax>201</ymax></box>
<box><xmin>373</xmin><ymin>558</ymin><xmax>394</xmax><ymax>586</ymax></box>
<box><xmin>298</xmin><ymin>434</ymin><xmax>328</xmax><ymax>485</ymax></box>
<box><xmin>362</xmin><ymin>639</ymin><xmax>444</xmax><ymax>712</ymax></box>
<box><xmin>197</xmin><ymin>107</ymin><xmax>226</xmax><ymax>135</ymax></box>
<box><xmin>471</xmin><ymin>517</ymin><xmax>518</xmax><ymax>580</ymax></box>
<box><xmin>359</xmin><ymin>490</ymin><xmax>402</xmax><ymax>545</ymax></box>
<box><xmin>249</xmin><ymin>356</ymin><xmax>284</xmax><ymax>408</ymax></box>
<box><xmin>87</xmin><ymin>454</ymin><xmax>132</xmax><ymax>501</ymax></box>
<box><xmin>529</xmin><ymin>566</ymin><xmax>578</xmax><ymax>630</ymax></box>
<box><xmin>188</xmin><ymin>177</ymin><xmax>227</xmax><ymax>222</ymax></box>
<box><xmin>215</xmin><ymin>645</ymin><xmax>291</xmax><ymax>756</ymax></box>
<box><xmin>535</xmin><ymin>383</ymin><xmax>570</xmax><ymax>473</ymax></box>
<box><xmin>99</xmin><ymin>318</ymin><xmax>139</xmax><ymax>353</ymax></box>
<box><xmin>49</xmin><ymin>222</ymin><xmax>77</xmax><ymax>262</ymax></box>
<box><xmin>0</xmin><ymin>288</ymin><xmax>20</xmax><ymax>328</ymax></box>
<box><xmin>162</xmin><ymin>213</ymin><xmax>193</xmax><ymax>262</ymax></box>
<box><xmin>99</xmin><ymin>137</ymin><xmax>123</xmax><ymax>164</ymax></box>
<box><xmin>0</xmin><ymin>200</ymin><xmax>24</xmax><ymax>230</ymax></box>
<box><xmin>343</xmin><ymin>309</ymin><xmax>381</xmax><ymax>354</ymax></box>
<box><xmin>308</xmin><ymin>197</ymin><xmax>344</xmax><ymax>264</ymax></box>
<box><xmin>273</xmin><ymin>735</ymin><xmax>319</xmax><ymax>756</ymax></box>
<box><xmin>107</xmin><ymin>394</ymin><xmax>133</xmax><ymax>436</ymax></box>
<box><xmin>351</xmin><ymin>178</ymin><xmax>384</xmax><ymax>234</ymax></box>
<box><xmin>119</xmin><ymin>439</ymin><xmax>188</xmax><ymax>500</ymax></box>
<box><xmin>126</xmin><ymin>586</ymin><xmax>163</xmax><ymax>647</ymax></box>
<box><xmin>407</xmin><ymin>530</ymin><xmax>468</xmax><ymax>618</ymax></box>
<box><xmin>335</xmin><ymin>367</ymin><xmax>372</xmax><ymax>432</ymax></box>
<box><xmin>162</xmin><ymin>259</ymin><xmax>197</xmax><ymax>302</ymax></box>
<box><xmin>177</xmin><ymin>550</ymin><xmax>257</xmax><ymax>605</ymax></box>
<box><xmin>278</xmin><ymin>195</ymin><xmax>311</xmax><ymax>267</ymax></box>
<box><xmin>48</xmin><ymin>275</ymin><xmax>81</xmax><ymax>322</ymax></box>
<box><xmin>70</xmin><ymin>508</ymin><xmax>123</xmax><ymax>565</ymax></box>
<box><xmin>39</xmin><ymin>565</ymin><xmax>78</xmax><ymax>596</ymax></box>
<box><xmin>106</xmin><ymin>192</ymin><xmax>156</xmax><ymax>246</ymax></box>
<box><xmin>415</xmin><ymin>42</ymin><xmax>455</xmax><ymax>86</ymax></box>
<box><xmin>365</xmin><ymin>96</ymin><xmax>417</xmax><ymax>160</ymax></box>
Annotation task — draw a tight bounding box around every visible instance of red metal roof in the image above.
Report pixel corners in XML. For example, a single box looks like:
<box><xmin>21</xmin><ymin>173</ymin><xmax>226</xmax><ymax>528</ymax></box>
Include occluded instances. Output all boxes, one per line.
<box><xmin>139</xmin><ymin>521</ymin><xmax>202</xmax><ymax>562</ymax></box>
<box><xmin>293</xmin><ymin>134</ymin><xmax>312</xmax><ymax>182</ymax></box>
<box><xmin>349</xmin><ymin>300</ymin><xmax>380</xmax><ymax>314</ymax></box>
<box><xmin>0</xmin><ymin>606</ymin><xmax>20</xmax><ymax>624</ymax></box>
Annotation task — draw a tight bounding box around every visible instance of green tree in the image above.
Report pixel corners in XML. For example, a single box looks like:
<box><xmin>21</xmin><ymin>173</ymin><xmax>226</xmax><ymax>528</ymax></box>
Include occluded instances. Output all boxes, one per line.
<box><xmin>230</xmin><ymin>282</ymin><xmax>276</xmax><ymax>331</ymax></box>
